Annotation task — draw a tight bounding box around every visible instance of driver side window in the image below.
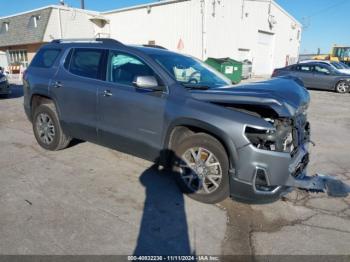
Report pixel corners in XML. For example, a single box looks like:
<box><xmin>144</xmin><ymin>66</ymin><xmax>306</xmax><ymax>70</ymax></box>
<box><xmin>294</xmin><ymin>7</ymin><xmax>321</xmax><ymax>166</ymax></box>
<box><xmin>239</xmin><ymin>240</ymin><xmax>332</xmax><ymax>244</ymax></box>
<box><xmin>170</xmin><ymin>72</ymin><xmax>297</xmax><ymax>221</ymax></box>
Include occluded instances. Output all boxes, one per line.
<box><xmin>107</xmin><ymin>52</ymin><xmax>158</xmax><ymax>87</ymax></box>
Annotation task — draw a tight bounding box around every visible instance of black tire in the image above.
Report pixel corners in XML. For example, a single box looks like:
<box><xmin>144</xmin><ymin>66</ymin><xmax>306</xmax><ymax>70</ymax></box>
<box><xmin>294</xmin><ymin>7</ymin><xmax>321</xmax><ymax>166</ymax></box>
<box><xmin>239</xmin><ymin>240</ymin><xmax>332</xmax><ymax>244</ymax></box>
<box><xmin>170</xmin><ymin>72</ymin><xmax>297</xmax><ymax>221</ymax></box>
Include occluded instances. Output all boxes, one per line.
<box><xmin>32</xmin><ymin>103</ymin><xmax>71</xmax><ymax>151</ymax></box>
<box><xmin>172</xmin><ymin>133</ymin><xmax>230</xmax><ymax>204</ymax></box>
<box><xmin>335</xmin><ymin>81</ymin><xmax>349</xmax><ymax>94</ymax></box>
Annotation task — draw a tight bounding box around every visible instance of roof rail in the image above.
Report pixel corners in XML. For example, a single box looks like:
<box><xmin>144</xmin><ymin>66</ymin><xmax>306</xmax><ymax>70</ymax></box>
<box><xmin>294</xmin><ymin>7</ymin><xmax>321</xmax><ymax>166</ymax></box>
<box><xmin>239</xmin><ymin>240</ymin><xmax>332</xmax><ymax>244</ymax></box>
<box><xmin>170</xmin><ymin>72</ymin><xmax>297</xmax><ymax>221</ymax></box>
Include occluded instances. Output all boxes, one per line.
<box><xmin>51</xmin><ymin>38</ymin><xmax>124</xmax><ymax>46</ymax></box>
<box><xmin>142</xmin><ymin>44</ymin><xmax>168</xmax><ymax>50</ymax></box>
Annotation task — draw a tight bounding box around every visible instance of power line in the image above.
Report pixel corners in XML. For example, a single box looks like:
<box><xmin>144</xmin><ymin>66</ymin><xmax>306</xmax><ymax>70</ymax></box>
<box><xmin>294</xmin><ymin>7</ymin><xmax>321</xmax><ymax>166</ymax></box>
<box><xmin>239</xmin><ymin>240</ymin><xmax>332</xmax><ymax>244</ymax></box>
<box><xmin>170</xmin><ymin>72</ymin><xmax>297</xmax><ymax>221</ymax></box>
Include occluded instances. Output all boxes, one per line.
<box><xmin>307</xmin><ymin>0</ymin><xmax>348</xmax><ymax>18</ymax></box>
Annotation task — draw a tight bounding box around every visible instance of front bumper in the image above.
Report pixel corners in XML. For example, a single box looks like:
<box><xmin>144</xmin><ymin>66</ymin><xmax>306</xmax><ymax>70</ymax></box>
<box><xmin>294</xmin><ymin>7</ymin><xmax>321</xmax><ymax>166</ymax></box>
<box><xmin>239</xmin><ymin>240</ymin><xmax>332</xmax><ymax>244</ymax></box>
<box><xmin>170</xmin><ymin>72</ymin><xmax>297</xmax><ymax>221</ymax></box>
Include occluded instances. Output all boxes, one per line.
<box><xmin>229</xmin><ymin>143</ymin><xmax>350</xmax><ymax>204</ymax></box>
<box><xmin>0</xmin><ymin>81</ymin><xmax>10</xmax><ymax>95</ymax></box>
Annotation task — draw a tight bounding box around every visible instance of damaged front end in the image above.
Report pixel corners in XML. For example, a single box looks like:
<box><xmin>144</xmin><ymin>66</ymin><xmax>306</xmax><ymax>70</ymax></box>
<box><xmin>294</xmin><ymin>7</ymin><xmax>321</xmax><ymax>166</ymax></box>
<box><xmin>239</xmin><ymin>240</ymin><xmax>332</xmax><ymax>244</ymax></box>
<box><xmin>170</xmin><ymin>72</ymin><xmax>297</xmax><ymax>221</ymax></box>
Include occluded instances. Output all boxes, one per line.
<box><xmin>191</xmin><ymin>77</ymin><xmax>350</xmax><ymax>202</ymax></box>
<box><xmin>243</xmin><ymin>113</ymin><xmax>350</xmax><ymax>198</ymax></box>
<box><xmin>231</xmin><ymin>104</ymin><xmax>350</xmax><ymax>202</ymax></box>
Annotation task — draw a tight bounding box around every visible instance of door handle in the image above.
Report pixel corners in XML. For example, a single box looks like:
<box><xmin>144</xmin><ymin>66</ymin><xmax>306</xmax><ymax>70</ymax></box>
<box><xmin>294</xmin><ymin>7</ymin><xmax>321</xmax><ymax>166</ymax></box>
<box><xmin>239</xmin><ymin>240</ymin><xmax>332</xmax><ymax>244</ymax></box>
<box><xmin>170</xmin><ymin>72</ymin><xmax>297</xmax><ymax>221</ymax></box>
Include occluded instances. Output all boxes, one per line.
<box><xmin>103</xmin><ymin>90</ymin><xmax>113</xmax><ymax>97</ymax></box>
<box><xmin>52</xmin><ymin>81</ymin><xmax>63</xmax><ymax>88</ymax></box>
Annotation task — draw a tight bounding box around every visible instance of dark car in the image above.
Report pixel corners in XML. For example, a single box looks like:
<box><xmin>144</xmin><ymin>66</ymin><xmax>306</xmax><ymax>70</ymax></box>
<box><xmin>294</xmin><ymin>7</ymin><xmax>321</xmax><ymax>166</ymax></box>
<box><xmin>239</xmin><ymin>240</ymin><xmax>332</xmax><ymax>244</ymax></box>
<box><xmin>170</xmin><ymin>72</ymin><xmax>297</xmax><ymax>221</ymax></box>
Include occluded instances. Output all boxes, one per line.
<box><xmin>272</xmin><ymin>62</ymin><xmax>350</xmax><ymax>93</ymax></box>
<box><xmin>0</xmin><ymin>72</ymin><xmax>10</xmax><ymax>96</ymax></box>
<box><xmin>22</xmin><ymin>38</ymin><xmax>348</xmax><ymax>204</ymax></box>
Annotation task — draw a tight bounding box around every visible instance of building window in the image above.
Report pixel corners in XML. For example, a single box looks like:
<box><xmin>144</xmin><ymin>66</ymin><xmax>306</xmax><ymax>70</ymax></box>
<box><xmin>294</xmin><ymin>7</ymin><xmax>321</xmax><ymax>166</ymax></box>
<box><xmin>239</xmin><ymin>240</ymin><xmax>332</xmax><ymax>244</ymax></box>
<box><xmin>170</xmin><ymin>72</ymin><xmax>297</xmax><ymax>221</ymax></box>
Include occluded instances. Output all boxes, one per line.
<box><xmin>28</xmin><ymin>15</ymin><xmax>40</xmax><ymax>28</ymax></box>
<box><xmin>0</xmin><ymin>22</ymin><xmax>9</xmax><ymax>34</ymax></box>
<box><xmin>8</xmin><ymin>50</ymin><xmax>29</xmax><ymax>68</ymax></box>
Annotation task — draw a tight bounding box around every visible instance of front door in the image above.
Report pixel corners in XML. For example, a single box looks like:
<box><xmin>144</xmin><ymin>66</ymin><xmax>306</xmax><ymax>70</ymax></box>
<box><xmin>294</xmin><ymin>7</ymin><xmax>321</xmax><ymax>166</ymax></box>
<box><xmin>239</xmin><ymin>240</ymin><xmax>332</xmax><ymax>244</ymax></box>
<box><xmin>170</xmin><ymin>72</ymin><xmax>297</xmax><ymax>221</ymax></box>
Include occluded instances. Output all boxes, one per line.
<box><xmin>97</xmin><ymin>51</ymin><xmax>167</xmax><ymax>161</ymax></box>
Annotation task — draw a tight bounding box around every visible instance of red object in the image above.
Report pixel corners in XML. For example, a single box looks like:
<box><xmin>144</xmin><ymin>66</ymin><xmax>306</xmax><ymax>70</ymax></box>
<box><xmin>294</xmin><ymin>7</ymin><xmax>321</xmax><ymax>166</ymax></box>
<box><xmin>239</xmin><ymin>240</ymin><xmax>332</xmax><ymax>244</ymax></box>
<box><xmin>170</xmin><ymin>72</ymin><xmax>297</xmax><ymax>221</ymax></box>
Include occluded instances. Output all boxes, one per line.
<box><xmin>177</xmin><ymin>38</ymin><xmax>184</xmax><ymax>51</ymax></box>
<box><xmin>271</xmin><ymin>69</ymin><xmax>277</xmax><ymax>77</ymax></box>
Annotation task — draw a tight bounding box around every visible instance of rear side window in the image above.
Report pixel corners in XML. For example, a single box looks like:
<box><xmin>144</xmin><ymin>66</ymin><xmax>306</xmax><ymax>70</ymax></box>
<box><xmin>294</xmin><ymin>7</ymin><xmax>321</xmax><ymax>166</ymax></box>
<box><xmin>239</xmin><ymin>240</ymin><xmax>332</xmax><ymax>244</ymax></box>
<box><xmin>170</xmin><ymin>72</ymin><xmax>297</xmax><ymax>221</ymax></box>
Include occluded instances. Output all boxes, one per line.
<box><xmin>296</xmin><ymin>65</ymin><xmax>313</xmax><ymax>72</ymax></box>
<box><xmin>30</xmin><ymin>48</ymin><xmax>61</xmax><ymax>68</ymax></box>
<box><xmin>68</xmin><ymin>48</ymin><xmax>104</xmax><ymax>80</ymax></box>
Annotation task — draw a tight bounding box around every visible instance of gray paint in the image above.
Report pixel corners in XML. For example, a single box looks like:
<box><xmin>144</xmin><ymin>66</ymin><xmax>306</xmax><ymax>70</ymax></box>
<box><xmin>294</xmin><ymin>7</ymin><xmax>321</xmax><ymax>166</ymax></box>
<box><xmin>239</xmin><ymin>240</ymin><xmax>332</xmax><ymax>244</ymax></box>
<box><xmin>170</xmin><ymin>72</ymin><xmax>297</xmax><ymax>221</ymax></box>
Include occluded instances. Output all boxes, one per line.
<box><xmin>273</xmin><ymin>62</ymin><xmax>350</xmax><ymax>91</ymax></box>
<box><xmin>23</xmin><ymin>41</ymin><xmax>338</xmax><ymax>203</ymax></box>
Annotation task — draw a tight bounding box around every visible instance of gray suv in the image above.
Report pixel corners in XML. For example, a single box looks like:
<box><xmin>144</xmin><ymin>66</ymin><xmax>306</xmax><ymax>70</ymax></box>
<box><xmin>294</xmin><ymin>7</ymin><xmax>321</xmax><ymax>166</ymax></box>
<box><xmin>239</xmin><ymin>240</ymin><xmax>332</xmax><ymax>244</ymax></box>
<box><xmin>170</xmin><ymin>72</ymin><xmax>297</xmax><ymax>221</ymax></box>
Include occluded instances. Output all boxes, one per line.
<box><xmin>23</xmin><ymin>39</ymin><xmax>345</xmax><ymax>204</ymax></box>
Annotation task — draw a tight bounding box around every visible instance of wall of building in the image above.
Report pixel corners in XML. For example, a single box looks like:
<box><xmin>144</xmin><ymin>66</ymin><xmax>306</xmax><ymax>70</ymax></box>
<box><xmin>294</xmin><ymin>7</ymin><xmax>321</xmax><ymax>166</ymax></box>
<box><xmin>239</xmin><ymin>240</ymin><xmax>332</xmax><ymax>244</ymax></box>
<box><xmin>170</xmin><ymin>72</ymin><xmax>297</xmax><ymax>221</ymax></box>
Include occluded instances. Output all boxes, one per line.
<box><xmin>104</xmin><ymin>0</ymin><xmax>302</xmax><ymax>76</ymax></box>
<box><xmin>0</xmin><ymin>51</ymin><xmax>8</xmax><ymax>68</ymax></box>
<box><xmin>43</xmin><ymin>7</ymin><xmax>107</xmax><ymax>41</ymax></box>
<box><xmin>105</xmin><ymin>0</ymin><xmax>203</xmax><ymax>59</ymax></box>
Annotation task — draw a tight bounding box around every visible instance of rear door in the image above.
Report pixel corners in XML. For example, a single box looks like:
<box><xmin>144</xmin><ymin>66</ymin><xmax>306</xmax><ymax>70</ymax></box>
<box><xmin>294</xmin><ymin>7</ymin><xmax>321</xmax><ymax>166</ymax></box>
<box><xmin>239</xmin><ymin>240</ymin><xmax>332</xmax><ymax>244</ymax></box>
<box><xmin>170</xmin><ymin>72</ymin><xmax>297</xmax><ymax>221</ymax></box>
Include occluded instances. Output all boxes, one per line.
<box><xmin>97</xmin><ymin>50</ymin><xmax>167</xmax><ymax>161</ymax></box>
<box><xmin>50</xmin><ymin>48</ymin><xmax>106</xmax><ymax>142</ymax></box>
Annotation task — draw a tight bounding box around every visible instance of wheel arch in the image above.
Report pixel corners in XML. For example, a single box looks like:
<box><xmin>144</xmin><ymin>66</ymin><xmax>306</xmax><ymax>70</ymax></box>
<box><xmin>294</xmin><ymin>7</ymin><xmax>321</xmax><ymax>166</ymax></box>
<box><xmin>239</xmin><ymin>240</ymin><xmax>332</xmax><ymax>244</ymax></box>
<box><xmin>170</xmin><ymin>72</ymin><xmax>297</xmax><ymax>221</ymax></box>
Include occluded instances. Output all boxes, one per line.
<box><xmin>164</xmin><ymin>118</ymin><xmax>238</xmax><ymax>169</ymax></box>
<box><xmin>30</xmin><ymin>93</ymin><xmax>61</xmax><ymax>119</ymax></box>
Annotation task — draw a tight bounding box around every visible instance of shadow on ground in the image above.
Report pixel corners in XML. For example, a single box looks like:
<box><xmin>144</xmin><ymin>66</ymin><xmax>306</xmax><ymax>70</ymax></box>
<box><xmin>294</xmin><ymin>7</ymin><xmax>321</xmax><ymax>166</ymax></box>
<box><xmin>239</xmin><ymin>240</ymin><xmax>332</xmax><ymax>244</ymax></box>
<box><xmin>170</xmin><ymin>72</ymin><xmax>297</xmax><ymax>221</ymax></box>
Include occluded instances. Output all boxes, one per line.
<box><xmin>134</xmin><ymin>164</ymin><xmax>195</xmax><ymax>255</ymax></box>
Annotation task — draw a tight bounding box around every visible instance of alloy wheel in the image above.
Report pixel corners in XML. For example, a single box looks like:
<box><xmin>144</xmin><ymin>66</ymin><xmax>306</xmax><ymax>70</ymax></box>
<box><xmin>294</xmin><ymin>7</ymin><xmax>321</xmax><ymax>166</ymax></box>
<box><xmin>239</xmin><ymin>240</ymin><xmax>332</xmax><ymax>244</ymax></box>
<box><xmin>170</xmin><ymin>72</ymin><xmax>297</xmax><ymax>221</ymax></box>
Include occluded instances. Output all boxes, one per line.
<box><xmin>36</xmin><ymin>113</ymin><xmax>56</xmax><ymax>145</ymax></box>
<box><xmin>179</xmin><ymin>147</ymin><xmax>223</xmax><ymax>194</ymax></box>
<box><xmin>337</xmin><ymin>82</ymin><xmax>349</xmax><ymax>93</ymax></box>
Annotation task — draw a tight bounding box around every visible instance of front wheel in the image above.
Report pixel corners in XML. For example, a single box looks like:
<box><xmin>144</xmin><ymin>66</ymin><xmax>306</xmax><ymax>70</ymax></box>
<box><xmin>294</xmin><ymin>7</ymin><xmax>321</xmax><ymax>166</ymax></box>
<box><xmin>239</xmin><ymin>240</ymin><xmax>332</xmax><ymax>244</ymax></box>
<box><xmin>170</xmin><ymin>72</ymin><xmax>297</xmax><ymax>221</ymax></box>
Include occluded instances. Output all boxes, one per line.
<box><xmin>172</xmin><ymin>133</ymin><xmax>230</xmax><ymax>204</ymax></box>
<box><xmin>335</xmin><ymin>81</ymin><xmax>349</xmax><ymax>93</ymax></box>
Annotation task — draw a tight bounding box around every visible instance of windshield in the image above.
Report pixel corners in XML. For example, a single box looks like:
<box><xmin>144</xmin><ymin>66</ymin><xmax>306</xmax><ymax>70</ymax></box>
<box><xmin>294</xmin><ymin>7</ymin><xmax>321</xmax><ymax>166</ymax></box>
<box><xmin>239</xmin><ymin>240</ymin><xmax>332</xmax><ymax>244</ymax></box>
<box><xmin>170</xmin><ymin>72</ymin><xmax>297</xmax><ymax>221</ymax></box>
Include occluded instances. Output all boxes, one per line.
<box><xmin>331</xmin><ymin>62</ymin><xmax>346</xmax><ymax>69</ymax></box>
<box><xmin>150</xmin><ymin>53</ymin><xmax>232</xmax><ymax>89</ymax></box>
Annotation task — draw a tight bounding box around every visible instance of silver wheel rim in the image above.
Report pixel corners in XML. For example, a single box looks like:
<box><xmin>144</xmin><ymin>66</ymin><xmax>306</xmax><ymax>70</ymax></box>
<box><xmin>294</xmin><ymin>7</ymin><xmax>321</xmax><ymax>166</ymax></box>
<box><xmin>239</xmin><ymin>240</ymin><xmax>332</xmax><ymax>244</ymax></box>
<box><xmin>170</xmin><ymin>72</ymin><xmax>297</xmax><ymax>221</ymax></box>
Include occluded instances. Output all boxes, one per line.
<box><xmin>337</xmin><ymin>82</ymin><xmax>348</xmax><ymax>93</ymax></box>
<box><xmin>179</xmin><ymin>147</ymin><xmax>222</xmax><ymax>194</ymax></box>
<box><xmin>36</xmin><ymin>113</ymin><xmax>55</xmax><ymax>145</ymax></box>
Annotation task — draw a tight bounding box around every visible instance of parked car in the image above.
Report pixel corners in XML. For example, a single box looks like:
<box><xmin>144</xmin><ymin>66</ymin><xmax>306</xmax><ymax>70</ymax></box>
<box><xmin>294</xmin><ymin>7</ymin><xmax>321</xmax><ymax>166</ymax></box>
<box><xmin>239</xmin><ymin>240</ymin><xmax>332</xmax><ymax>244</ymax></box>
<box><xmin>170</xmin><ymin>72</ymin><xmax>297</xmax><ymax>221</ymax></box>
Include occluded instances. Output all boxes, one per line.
<box><xmin>0</xmin><ymin>72</ymin><xmax>10</xmax><ymax>96</ymax></box>
<box><xmin>299</xmin><ymin>59</ymin><xmax>350</xmax><ymax>74</ymax></box>
<box><xmin>23</xmin><ymin>38</ymin><xmax>343</xmax><ymax>204</ymax></box>
<box><xmin>272</xmin><ymin>62</ymin><xmax>350</xmax><ymax>93</ymax></box>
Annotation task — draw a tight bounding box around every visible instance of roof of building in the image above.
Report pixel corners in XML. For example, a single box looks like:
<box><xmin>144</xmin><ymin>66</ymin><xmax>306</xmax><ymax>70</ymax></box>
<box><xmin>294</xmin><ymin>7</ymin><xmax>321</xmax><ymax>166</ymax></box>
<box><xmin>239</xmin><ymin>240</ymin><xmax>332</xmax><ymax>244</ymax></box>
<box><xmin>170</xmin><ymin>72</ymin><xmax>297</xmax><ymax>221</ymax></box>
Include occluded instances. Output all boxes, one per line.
<box><xmin>0</xmin><ymin>7</ymin><xmax>52</xmax><ymax>48</ymax></box>
<box><xmin>0</xmin><ymin>5</ymin><xmax>99</xmax><ymax>48</ymax></box>
<box><xmin>102</xmin><ymin>0</ymin><xmax>190</xmax><ymax>14</ymax></box>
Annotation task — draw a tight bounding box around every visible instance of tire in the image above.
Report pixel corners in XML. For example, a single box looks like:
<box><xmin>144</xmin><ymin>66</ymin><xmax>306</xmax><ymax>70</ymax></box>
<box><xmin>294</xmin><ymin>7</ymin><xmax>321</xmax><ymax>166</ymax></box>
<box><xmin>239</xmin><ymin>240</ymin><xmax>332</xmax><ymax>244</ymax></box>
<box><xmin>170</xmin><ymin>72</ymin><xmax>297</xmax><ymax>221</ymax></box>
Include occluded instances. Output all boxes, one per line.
<box><xmin>172</xmin><ymin>133</ymin><xmax>230</xmax><ymax>204</ymax></box>
<box><xmin>335</xmin><ymin>81</ymin><xmax>349</xmax><ymax>94</ymax></box>
<box><xmin>32</xmin><ymin>103</ymin><xmax>71</xmax><ymax>151</ymax></box>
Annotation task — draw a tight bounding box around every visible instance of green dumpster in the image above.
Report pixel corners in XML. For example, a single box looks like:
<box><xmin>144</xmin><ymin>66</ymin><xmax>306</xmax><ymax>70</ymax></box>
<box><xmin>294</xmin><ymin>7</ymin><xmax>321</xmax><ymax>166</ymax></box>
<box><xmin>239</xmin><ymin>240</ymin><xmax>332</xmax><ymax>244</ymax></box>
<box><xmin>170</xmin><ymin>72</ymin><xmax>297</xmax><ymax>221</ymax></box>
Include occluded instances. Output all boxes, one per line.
<box><xmin>205</xmin><ymin>57</ymin><xmax>243</xmax><ymax>84</ymax></box>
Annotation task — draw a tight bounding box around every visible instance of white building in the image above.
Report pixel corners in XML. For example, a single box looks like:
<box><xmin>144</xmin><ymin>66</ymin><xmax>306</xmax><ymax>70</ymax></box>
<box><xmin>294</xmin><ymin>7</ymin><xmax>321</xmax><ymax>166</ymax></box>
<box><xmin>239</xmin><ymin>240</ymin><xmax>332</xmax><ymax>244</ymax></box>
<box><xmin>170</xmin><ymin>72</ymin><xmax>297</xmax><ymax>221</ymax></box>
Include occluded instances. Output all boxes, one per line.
<box><xmin>0</xmin><ymin>5</ymin><xmax>109</xmax><ymax>72</ymax></box>
<box><xmin>0</xmin><ymin>51</ymin><xmax>8</xmax><ymax>69</ymax></box>
<box><xmin>103</xmin><ymin>0</ymin><xmax>302</xmax><ymax>76</ymax></box>
<box><xmin>0</xmin><ymin>0</ymin><xmax>301</xmax><ymax>76</ymax></box>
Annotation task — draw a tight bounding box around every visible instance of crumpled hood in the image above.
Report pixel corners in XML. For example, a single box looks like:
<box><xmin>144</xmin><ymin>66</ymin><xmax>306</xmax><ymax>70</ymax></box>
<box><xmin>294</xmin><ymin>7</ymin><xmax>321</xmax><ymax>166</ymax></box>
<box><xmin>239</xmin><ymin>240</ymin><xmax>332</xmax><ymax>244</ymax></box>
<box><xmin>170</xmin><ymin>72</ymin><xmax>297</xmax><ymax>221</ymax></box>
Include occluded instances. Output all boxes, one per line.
<box><xmin>190</xmin><ymin>77</ymin><xmax>310</xmax><ymax>117</ymax></box>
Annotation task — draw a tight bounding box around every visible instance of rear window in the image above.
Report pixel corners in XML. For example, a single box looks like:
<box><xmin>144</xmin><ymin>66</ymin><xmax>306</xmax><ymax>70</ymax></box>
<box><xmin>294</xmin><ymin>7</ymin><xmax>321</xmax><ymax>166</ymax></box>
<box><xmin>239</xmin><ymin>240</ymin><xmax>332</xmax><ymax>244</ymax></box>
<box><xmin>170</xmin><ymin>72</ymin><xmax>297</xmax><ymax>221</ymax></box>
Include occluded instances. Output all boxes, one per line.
<box><xmin>68</xmin><ymin>48</ymin><xmax>104</xmax><ymax>80</ymax></box>
<box><xmin>30</xmin><ymin>48</ymin><xmax>61</xmax><ymax>68</ymax></box>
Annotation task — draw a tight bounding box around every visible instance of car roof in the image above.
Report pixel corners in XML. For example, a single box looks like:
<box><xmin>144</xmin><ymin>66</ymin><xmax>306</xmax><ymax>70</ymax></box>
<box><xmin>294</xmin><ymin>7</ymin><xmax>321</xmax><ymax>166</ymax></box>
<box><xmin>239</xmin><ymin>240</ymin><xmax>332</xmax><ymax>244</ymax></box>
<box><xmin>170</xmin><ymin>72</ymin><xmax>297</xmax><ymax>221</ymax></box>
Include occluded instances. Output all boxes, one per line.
<box><xmin>299</xmin><ymin>60</ymin><xmax>332</xmax><ymax>65</ymax></box>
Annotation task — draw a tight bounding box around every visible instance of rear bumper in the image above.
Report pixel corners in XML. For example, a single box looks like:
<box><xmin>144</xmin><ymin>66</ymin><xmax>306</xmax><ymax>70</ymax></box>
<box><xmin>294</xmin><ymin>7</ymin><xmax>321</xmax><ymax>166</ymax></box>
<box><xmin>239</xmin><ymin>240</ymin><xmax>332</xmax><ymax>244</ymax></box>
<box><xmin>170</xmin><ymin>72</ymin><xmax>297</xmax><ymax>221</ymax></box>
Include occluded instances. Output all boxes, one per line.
<box><xmin>0</xmin><ymin>82</ymin><xmax>10</xmax><ymax>95</ymax></box>
<box><xmin>229</xmin><ymin>143</ymin><xmax>310</xmax><ymax>204</ymax></box>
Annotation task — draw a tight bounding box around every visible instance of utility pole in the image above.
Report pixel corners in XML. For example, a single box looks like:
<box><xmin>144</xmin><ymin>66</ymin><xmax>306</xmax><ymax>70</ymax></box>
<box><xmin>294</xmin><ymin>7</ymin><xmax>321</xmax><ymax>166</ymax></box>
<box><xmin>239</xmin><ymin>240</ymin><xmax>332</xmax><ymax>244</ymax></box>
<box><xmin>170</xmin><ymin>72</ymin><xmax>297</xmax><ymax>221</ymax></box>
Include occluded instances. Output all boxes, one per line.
<box><xmin>81</xmin><ymin>0</ymin><xmax>85</xmax><ymax>9</ymax></box>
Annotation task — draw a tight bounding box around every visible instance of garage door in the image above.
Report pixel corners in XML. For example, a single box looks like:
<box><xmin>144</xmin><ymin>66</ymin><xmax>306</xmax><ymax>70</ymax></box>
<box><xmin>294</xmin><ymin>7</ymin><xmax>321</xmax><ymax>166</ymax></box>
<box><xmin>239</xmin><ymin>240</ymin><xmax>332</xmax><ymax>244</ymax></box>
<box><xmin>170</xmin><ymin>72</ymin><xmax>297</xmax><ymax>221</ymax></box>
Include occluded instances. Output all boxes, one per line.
<box><xmin>254</xmin><ymin>31</ymin><xmax>275</xmax><ymax>76</ymax></box>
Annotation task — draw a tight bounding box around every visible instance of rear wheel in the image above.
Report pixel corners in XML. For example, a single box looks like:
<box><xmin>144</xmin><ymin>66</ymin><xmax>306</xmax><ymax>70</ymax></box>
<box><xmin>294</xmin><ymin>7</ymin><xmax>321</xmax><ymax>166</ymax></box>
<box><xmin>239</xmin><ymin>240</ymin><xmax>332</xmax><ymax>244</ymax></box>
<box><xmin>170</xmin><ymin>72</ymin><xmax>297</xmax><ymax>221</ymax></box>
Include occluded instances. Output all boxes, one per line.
<box><xmin>335</xmin><ymin>81</ymin><xmax>349</xmax><ymax>93</ymax></box>
<box><xmin>172</xmin><ymin>133</ymin><xmax>230</xmax><ymax>204</ymax></box>
<box><xmin>33</xmin><ymin>103</ymin><xmax>71</xmax><ymax>151</ymax></box>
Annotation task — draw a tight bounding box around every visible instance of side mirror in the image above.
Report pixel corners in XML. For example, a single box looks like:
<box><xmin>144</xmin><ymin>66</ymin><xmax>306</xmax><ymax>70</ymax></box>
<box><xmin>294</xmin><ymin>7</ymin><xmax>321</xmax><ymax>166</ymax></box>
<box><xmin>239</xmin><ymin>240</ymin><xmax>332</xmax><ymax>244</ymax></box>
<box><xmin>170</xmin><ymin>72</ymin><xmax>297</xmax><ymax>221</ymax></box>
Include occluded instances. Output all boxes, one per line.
<box><xmin>133</xmin><ymin>76</ymin><xmax>163</xmax><ymax>91</ymax></box>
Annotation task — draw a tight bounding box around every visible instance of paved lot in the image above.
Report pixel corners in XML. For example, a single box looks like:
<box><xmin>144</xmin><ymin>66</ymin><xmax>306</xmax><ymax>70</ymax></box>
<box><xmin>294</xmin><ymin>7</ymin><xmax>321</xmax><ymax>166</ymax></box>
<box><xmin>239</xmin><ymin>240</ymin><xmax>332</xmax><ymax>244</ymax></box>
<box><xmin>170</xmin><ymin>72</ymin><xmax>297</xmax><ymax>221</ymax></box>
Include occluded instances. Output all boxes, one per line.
<box><xmin>0</xmin><ymin>84</ymin><xmax>349</xmax><ymax>255</ymax></box>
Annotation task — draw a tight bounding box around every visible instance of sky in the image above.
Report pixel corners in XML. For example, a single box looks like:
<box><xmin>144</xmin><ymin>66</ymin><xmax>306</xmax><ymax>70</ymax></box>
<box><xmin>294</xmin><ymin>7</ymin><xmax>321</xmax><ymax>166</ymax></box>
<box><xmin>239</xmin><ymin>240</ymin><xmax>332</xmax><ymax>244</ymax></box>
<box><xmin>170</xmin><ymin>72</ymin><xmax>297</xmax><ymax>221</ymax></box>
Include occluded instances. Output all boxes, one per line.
<box><xmin>0</xmin><ymin>0</ymin><xmax>349</xmax><ymax>54</ymax></box>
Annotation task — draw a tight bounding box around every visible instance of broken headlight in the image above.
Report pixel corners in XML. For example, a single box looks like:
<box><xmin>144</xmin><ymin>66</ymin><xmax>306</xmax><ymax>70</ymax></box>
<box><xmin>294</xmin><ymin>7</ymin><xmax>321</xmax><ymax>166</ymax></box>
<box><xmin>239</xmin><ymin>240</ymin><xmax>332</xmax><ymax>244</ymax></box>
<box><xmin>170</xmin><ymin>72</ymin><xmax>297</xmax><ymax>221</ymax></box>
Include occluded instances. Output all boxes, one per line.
<box><xmin>245</xmin><ymin>121</ymin><xmax>297</xmax><ymax>153</ymax></box>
